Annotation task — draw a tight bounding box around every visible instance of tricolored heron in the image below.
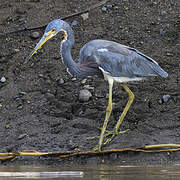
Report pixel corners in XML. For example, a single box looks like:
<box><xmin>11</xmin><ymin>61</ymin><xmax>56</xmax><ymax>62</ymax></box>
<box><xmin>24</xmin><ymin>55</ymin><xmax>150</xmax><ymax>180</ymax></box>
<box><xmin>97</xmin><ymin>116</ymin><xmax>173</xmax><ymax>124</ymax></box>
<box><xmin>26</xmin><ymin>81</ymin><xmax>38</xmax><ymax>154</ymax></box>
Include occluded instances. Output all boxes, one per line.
<box><xmin>25</xmin><ymin>19</ymin><xmax>168</xmax><ymax>151</ymax></box>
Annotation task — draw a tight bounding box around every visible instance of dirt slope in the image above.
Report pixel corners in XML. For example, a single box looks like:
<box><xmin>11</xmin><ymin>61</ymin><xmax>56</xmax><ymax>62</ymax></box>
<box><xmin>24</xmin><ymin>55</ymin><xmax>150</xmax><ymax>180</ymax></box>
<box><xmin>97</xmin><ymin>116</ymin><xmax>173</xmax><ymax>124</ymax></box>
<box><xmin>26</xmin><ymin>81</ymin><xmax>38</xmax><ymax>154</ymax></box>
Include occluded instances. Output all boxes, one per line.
<box><xmin>0</xmin><ymin>0</ymin><xmax>180</xmax><ymax>165</ymax></box>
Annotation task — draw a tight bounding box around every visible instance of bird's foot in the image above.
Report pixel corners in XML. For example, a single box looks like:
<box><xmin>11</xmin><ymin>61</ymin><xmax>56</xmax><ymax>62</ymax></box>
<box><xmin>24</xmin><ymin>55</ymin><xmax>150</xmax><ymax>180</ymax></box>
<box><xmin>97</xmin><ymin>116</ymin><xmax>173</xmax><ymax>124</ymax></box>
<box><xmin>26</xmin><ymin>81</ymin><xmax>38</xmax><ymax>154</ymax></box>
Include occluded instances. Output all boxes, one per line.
<box><xmin>89</xmin><ymin>129</ymin><xmax>129</xmax><ymax>151</ymax></box>
<box><xmin>92</xmin><ymin>145</ymin><xmax>102</xmax><ymax>152</ymax></box>
<box><xmin>86</xmin><ymin>127</ymin><xmax>115</xmax><ymax>140</ymax></box>
<box><xmin>103</xmin><ymin>129</ymin><xmax>129</xmax><ymax>146</ymax></box>
<box><xmin>87</xmin><ymin>129</ymin><xmax>129</xmax><ymax>140</ymax></box>
<box><xmin>87</xmin><ymin>129</ymin><xmax>112</xmax><ymax>140</ymax></box>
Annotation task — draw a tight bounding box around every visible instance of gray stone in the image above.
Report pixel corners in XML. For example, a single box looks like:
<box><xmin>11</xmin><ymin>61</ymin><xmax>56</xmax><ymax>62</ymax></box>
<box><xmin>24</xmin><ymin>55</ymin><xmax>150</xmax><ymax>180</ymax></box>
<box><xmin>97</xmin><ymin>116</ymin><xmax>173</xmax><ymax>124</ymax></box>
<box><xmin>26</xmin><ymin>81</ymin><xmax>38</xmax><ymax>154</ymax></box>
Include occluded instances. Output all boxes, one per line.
<box><xmin>31</xmin><ymin>31</ymin><xmax>40</xmax><ymax>39</ymax></box>
<box><xmin>71</xmin><ymin>20</ymin><xmax>78</xmax><ymax>27</ymax></box>
<box><xmin>0</xmin><ymin>77</ymin><xmax>6</xmax><ymax>83</ymax></box>
<box><xmin>166</xmin><ymin>52</ymin><xmax>173</xmax><ymax>57</ymax></box>
<box><xmin>0</xmin><ymin>57</ymin><xmax>7</xmax><ymax>63</ymax></box>
<box><xmin>79</xmin><ymin>89</ymin><xmax>92</xmax><ymax>102</ymax></box>
<box><xmin>102</xmin><ymin>6</ymin><xmax>107</xmax><ymax>12</ymax></box>
<box><xmin>162</xmin><ymin>94</ymin><xmax>171</xmax><ymax>103</ymax></box>
<box><xmin>58</xmin><ymin>78</ymin><xmax>64</xmax><ymax>85</ymax></box>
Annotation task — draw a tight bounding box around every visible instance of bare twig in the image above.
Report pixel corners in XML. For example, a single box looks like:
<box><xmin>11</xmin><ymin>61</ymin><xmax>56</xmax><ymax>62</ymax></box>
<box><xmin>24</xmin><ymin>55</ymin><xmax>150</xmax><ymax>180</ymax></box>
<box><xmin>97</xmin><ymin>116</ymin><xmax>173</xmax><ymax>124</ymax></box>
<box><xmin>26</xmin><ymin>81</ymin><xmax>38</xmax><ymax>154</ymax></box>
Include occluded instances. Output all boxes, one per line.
<box><xmin>0</xmin><ymin>144</ymin><xmax>180</xmax><ymax>161</ymax></box>
<box><xmin>0</xmin><ymin>0</ymin><xmax>109</xmax><ymax>36</ymax></box>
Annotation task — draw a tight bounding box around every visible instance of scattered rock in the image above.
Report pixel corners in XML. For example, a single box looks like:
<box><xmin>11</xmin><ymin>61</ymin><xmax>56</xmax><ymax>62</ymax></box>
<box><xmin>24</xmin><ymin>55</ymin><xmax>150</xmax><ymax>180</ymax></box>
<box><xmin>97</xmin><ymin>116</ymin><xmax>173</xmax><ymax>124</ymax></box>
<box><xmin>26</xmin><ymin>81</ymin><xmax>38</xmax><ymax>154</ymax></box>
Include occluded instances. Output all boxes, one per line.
<box><xmin>17</xmin><ymin>105</ymin><xmax>23</xmax><ymax>110</ymax></box>
<box><xmin>13</xmin><ymin>95</ymin><xmax>20</xmax><ymax>101</ymax></box>
<box><xmin>160</xmin><ymin>29</ymin><xmax>166</xmax><ymax>35</ymax></box>
<box><xmin>71</xmin><ymin>20</ymin><xmax>78</xmax><ymax>27</ymax></box>
<box><xmin>38</xmin><ymin>74</ymin><xmax>44</xmax><ymax>78</ymax></box>
<box><xmin>79</xmin><ymin>89</ymin><xmax>92</xmax><ymax>102</ymax></box>
<box><xmin>72</xmin><ymin>78</ymin><xmax>77</xmax><ymax>81</ymax></box>
<box><xmin>18</xmin><ymin>17</ymin><xmax>27</xmax><ymax>24</ymax></box>
<box><xmin>83</xmin><ymin>85</ymin><xmax>94</xmax><ymax>90</ymax></box>
<box><xmin>81</xmin><ymin>13</ymin><xmax>89</xmax><ymax>20</ymax></box>
<box><xmin>81</xmin><ymin>79</ymin><xmax>87</xmax><ymax>84</ymax></box>
<box><xmin>13</xmin><ymin>92</ymin><xmax>26</xmax><ymax>101</ymax></box>
<box><xmin>101</xmin><ymin>4</ymin><xmax>113</xmax><ymax>12</ymax></box>
<box><xmin>0</xmin><ymin>77</ymin><xmax>6</xmax><ymax>83</ymax></box>
<box><xmin>0</xmin><ymin>57</ymin><xmax>8</xmax><ymax>63</ymax></box>
<box><xmin>58</xmin><ymin>78</ymin><xmax>64</xmax><ymax>85</ymax></box>
<box><xmin>106</xmin><ymin>4</ymin><xmax>113</xmax><ymax>9</ymax></box>
<box><xmin>14</xmin><ymin>49</ymin><xmax>20</xmax><ymax>53</ymax></box>
<box><xmin>18</xmin><ymin>134</ymin><xmax>27</xmax><ymax>140</ymax></box>
<box><xmin>31</xmin><ymin>31</ymin><xmax>40</xmax><ymax>39</ymax></box>
<box><xmin>5</xmin><ymin>124</ymin><xmax>11</xmax><ymax>129</ymax></box>
<box><xmin>166</xmin><ymin>52</ymin><xmax>173</xmax><ymax>57</ymax></box>
<box><xmin>101</xmin><ymin>6</ymin><xmax>107</xmax><ymax>12</ymax></box>
<box><xmin>74</xmin><ymin>82</ymin><xmax>81</xmax><ymax>87</ymax></box>
<box><xmin>19</xmin><ymin>91</ymin><xmax>27</xmax><ymax>96</ymax></box>
<box><xmin>162</xmin><ymin>94</ymin><xmax>171</xmax><ymax>103</ymax></box>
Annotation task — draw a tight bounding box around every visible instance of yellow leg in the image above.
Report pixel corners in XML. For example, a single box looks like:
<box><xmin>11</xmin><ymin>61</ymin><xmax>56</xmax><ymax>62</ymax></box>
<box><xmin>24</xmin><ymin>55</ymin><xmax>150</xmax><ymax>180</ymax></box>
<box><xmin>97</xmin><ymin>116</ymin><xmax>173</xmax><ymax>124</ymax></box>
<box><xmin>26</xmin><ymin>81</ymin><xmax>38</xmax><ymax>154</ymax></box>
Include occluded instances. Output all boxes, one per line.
<box><xmin>96</xmin><ymin>79</ymin><xmax>113</xmax><ymax>151</ymax></box>
<box><xmin>104</xmin><ymin>84</ymin><xmax>134</xmax><ymax>145</ymax></box>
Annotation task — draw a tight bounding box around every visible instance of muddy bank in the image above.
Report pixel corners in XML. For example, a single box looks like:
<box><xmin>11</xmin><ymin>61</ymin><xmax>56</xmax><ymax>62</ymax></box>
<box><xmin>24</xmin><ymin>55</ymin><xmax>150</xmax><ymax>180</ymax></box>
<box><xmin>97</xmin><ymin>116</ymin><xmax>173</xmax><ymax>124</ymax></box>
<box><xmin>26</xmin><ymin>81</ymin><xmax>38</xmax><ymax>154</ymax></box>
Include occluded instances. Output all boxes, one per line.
<box><xmin>0</xmin><ymin>0</ymin><xmax>180</xmax><ymax>165</ymax></box>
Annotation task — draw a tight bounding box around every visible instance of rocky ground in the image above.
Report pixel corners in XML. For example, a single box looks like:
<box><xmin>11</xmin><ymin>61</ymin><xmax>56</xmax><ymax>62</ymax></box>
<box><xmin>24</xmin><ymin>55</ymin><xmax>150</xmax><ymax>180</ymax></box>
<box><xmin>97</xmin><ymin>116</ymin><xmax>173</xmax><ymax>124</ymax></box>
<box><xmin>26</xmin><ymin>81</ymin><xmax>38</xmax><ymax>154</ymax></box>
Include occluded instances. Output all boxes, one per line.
<box><xmin>0</xmin><ymin>0</ymin><xmax>180</xmax><ymax>165</ymax></box>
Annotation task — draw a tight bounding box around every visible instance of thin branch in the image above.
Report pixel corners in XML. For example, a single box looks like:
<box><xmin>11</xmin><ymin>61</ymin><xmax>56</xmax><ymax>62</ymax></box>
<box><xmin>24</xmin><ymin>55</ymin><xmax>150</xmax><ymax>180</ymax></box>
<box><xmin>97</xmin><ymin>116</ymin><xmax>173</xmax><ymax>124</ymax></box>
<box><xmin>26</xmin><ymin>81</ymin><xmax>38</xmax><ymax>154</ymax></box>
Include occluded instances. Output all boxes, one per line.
<box><xmin>0</xmin><ymin>0</ymin><xmax>109</xmax><ymax>36</ymax></box>
<box><xmin>1</xmin><ymin>144</ymin><xmax>180</xmax><ymax>161</ymax></box>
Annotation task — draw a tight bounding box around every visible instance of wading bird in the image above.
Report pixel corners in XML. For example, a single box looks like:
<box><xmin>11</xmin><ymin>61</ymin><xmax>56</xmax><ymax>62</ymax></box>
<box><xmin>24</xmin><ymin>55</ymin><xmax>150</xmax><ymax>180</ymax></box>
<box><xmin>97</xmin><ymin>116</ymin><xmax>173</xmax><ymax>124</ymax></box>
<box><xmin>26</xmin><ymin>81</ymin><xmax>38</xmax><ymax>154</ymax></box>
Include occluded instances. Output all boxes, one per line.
<box><xmin>26</xmin><ymin>19</ymin><xmax>168</xmax><ymax>151</ymax></box>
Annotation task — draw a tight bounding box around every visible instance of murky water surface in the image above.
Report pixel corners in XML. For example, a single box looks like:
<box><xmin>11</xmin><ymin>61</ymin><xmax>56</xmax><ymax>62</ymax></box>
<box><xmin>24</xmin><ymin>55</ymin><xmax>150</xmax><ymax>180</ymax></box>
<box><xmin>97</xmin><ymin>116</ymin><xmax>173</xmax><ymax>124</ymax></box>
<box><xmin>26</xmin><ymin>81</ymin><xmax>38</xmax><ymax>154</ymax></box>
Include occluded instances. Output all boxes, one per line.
<box><xmin>0</xmin><ymin>165</ymin><xmax>180</xmax><ymax>180</ymax></box>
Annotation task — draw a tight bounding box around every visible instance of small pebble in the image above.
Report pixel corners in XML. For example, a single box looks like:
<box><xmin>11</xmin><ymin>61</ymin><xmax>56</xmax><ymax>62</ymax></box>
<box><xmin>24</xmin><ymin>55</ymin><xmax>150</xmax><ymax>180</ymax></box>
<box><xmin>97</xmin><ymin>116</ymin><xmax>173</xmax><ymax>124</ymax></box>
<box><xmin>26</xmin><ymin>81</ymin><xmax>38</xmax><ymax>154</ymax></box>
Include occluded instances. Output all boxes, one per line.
<box><xmin>83</xmin><ymin>85</ymin><xmax>94</xmax><ymax>90</ymax></box>
<box><xmin>81</xmin><ymin>12</ymin><xmax>89</xmax><ymax>20</ymax></box>
<box><xmin>18</xmin><ymin>133</ymin><xmax>27</xmax><ymax>140</ymax></box>
<box><xmin>17</xmin><ymin>105</ymin><xmax>23</xmax><ymax>110</ymax></box>
<box><xmin>71</xmin><ymin>20</ymin><xmax>78</xmax><ymax>27</ymax></box>
<box><xmin>5</xmin><ymin>124</ymin><xmax>11</xmax><ymax>129</ymax></box>
<box><xmin>0</xmin><ymin>77</ymin><xmax>6</xmax><ymax>83</ymax></box>
<box><xmin>31</xmin><ymin>31</ymin><xmax>40</xmax><ymax>39</ymax></box>
<box><xmin>38</xmin><ymin>74</ymin><xmax>44</xmax><ymax>78</ymax></box>
<box><xmin>74</xmin><ymin>82</ymin><xmax>81</xmax><ymax>87</ymax></box>
<box><xmin>72</xmin><ymin>78</ymin><xmax>77</xmax><ymax>81</ymax></box>
<box><xmin>81</xmin><ymin>79</ymin><xmax>87</xmax><ymax>84</ymax></box>
<box><xmin>160</xmin><ymin>29</ymin><xmax>166</xmax><ymax>35</ymax></box>
<box><xmin>106</xmin><ymin>4</ymin><xmax>113</xmax><ymax>8</ymax></box>
<box><xmin>58</xmin><ymin>78</ymin><xmax>64</xmax><ymax>85</ymax></box>
<box><xmin>162</xmin><ymin>94</ymin><xmax>171</xmax><ymax>103</ymax></box>
<box><xmin>14</xmin><ymin>49</ymin><xmax>20</xmax><ymax>52</ymax></box>
<box><xmin>114</xmin><ymin>6</ymin><xmax>119</xmax><ymax>10</ymax></box>
<box><xmin>79</xmin><ymin>89</ymin><xmax>92</xmax><ymax>102</ymax></box>
<box><xmin>14</xmin><ymin>96</ymin><xmax>20</xmax><ymax>101</ymax></box>
<box><xmin>18</xmin><ymin>18</ymin><xmax>27</xmax><ymax>24</ymax></box>
<box><xmin>19</xmin><ymin>91</ymin><xmax>27</xmax><ymax>96</ymax></box>
<box><xmin>166</xmin><ymin>52</ymin><xmax>173</xmax><ymax>57</ymax></box>
<box><xmin>101</xmin><ymin>6</ymin><xmax>107</xmax><ymax>12</ymax></box>
<box><xmin>0</xmin><ymin>57</ymin><xmax>7</xmax><ymax>63</ymax></box>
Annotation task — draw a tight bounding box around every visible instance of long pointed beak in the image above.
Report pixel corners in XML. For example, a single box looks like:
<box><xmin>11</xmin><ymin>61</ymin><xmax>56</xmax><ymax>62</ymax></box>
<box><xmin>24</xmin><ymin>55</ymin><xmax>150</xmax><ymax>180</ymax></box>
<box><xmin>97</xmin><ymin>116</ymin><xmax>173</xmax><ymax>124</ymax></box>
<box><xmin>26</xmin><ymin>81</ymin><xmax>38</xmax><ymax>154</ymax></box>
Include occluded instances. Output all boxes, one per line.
<box><xmin>25</xmin><ymin>32</ymin><xmax>53</xmax><ymax>63</ymax></box>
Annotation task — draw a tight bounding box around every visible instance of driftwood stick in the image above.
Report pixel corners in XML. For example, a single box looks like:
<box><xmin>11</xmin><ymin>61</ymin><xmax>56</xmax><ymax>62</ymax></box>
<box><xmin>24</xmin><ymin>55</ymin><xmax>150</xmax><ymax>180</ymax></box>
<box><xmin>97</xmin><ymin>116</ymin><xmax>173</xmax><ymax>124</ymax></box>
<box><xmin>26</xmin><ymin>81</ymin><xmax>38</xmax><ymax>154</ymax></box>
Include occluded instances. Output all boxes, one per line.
<box><xmin>0</xmin><ymin>144</ymin><xmax>180</xmax><ymax>161</ymax></box>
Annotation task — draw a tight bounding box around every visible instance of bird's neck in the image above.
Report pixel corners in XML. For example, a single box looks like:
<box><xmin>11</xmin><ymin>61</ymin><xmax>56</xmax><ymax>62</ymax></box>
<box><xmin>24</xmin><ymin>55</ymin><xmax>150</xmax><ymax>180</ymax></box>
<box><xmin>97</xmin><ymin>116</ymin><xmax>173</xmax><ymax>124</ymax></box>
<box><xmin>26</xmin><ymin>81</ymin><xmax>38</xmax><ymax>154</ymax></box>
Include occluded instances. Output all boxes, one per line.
<box><xmin>60</xmin><ymin>35</ymin><xmax>81</xmax><ymax>77</ymax></box>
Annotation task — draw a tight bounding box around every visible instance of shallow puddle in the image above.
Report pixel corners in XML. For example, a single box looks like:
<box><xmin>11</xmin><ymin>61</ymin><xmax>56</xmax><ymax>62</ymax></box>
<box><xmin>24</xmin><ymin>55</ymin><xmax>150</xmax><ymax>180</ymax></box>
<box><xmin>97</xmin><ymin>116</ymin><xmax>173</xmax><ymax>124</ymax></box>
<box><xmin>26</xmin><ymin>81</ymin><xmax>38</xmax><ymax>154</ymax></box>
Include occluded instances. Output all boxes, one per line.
<box><xmin>0</xmin><ymin>165</ymin><xmax>180</xmax><ymax>180</ymax></box>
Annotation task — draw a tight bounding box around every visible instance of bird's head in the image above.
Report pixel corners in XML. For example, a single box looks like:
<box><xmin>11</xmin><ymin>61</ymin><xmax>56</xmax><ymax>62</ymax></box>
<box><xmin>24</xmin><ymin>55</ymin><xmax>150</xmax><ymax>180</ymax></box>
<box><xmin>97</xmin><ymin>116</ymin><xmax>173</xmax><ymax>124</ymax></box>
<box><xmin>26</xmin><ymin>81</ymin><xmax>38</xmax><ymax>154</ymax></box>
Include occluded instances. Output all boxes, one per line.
<box><xmin>25</xmin><ymin>19</ymin><xmax>67</xmax><ymax>63</ymax></box>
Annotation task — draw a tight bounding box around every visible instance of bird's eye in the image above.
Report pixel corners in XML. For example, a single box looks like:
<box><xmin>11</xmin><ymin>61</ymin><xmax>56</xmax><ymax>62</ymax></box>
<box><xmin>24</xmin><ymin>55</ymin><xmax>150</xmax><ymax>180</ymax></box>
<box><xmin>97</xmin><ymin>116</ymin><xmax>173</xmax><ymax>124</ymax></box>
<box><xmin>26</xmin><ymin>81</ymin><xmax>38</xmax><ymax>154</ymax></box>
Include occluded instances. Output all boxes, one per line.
<box><xmin>52</xmin><ymin>28</ymin><xmax>56</xmax><ymax>33</ymax></box>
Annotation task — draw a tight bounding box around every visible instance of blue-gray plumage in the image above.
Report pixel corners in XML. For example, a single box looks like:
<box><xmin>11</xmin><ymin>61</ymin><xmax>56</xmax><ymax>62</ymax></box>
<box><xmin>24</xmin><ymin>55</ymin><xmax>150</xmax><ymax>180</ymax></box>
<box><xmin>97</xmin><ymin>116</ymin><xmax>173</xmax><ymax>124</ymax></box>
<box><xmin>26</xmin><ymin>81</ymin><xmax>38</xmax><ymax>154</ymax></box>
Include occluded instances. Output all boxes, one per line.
<box><xmin>78</xmin><ymin>40</ymin><xmax>168</xmax><ymax>79</ymax></box>
<box><xmin>26</xmin><ymin>19</ymin><xmax>168</xmax><ymax>151</ymax></box>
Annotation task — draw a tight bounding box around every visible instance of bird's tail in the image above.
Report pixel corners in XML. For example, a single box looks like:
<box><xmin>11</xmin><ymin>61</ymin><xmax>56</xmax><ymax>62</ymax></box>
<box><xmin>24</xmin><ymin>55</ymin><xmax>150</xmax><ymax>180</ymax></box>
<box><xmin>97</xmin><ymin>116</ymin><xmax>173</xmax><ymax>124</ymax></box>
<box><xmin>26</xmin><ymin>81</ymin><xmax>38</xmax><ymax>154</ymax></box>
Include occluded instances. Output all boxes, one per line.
<box><xmin>152</xmin><ymin>63</ymin><xmax>168</xmax><ymax>78</ymax></box>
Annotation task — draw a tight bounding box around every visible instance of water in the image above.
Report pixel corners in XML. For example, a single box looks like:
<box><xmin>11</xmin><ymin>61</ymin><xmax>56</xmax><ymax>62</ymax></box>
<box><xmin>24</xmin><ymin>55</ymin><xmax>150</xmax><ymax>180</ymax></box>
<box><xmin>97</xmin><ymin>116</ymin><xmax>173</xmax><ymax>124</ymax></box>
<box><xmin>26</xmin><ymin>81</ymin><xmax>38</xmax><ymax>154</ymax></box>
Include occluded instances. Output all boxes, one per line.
<box><xmin>0</xmin><ymin>165</ymin><xmax>180</xmax><ymax>180</ymax></box>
